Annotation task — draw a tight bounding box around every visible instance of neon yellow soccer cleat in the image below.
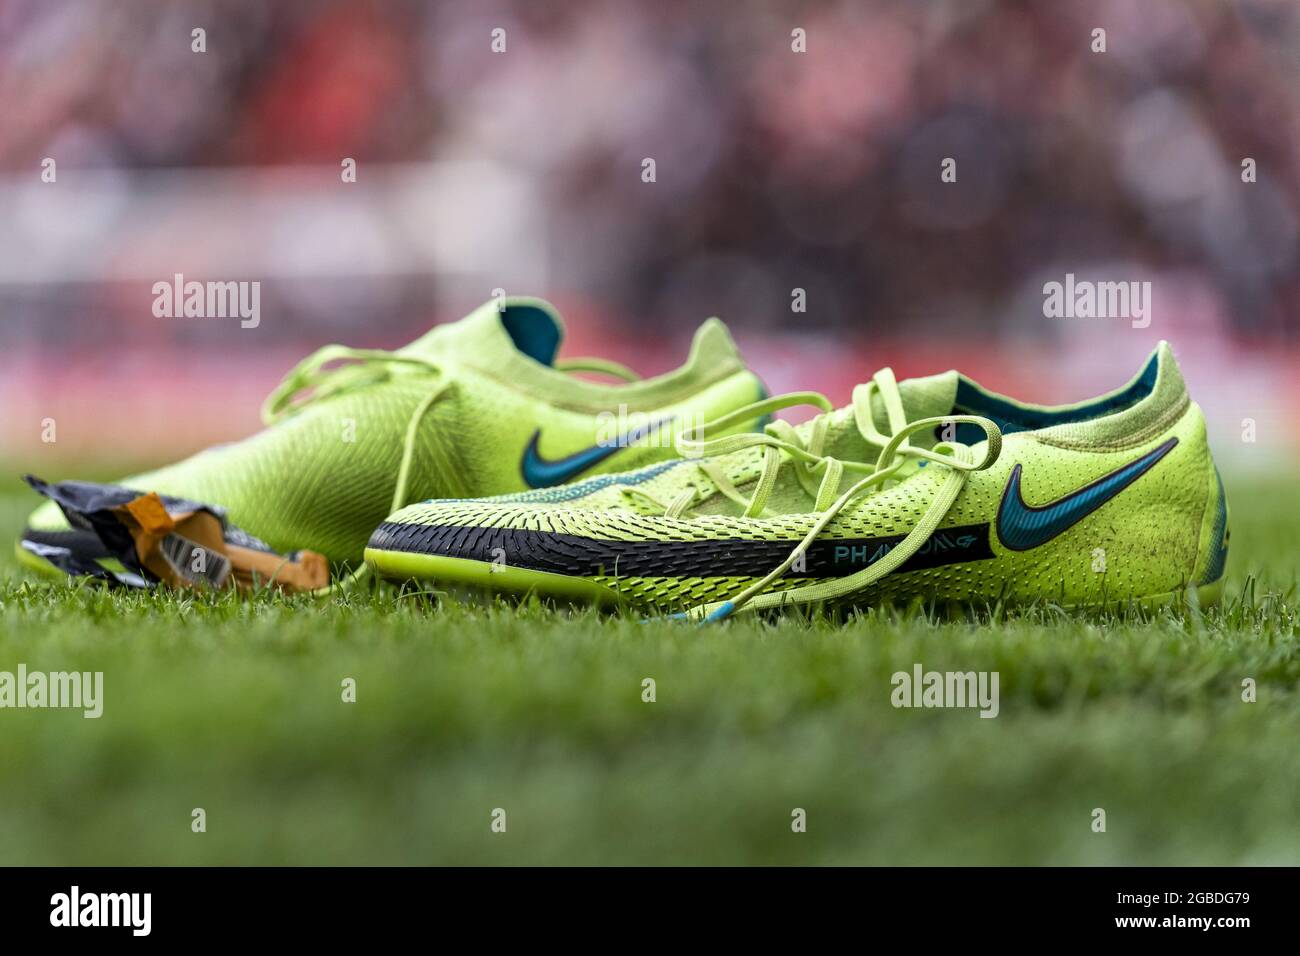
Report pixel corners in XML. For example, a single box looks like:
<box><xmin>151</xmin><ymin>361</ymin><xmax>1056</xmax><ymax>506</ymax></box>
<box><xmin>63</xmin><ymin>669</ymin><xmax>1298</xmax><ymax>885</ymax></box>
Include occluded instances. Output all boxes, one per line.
<box><xmin>366</xmin><ymin>342</ymin><xmax>1229</xmax><ymax>619</ymax></box>
<box><xmin>19</xmin><ymin>298</ymin><xmax>768</xmax><ymax>577</ymax></box>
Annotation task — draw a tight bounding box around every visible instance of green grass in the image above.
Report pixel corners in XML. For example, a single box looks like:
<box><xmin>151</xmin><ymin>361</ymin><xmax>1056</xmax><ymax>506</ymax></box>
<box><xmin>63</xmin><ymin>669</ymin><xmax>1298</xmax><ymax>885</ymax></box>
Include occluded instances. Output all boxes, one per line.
<box><xmin>0</xmin><ymin>470</ymin><xmax>1296</xmax><ymax>865</ymax></box>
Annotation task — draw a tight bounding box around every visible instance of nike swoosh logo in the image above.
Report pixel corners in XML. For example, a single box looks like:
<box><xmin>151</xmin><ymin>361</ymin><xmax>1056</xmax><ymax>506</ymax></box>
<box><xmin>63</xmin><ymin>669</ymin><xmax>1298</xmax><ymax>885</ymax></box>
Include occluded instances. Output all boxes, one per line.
<box><xmin>521</xmin><ymin>416</ymin><xmax>675</xmax><ymax>489</ymax></box>
<box><xmin>996</xmin><ymin>437</ymin><xmax>1178</xmax><ymax>551</ymax></box>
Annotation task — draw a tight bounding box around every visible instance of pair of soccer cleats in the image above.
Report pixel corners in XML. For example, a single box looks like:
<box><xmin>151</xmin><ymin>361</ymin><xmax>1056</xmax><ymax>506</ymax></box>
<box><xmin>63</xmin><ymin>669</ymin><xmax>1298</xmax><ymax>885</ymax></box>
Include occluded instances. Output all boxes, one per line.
<box><xmin>20</xmin><ymin>297</ymin><xmax>1229</xmax><ymax>619</ymax></box>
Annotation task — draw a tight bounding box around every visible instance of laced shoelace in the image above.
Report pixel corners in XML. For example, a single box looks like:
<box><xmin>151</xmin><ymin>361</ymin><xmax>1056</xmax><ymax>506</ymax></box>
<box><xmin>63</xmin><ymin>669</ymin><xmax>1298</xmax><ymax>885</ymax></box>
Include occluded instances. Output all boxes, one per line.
<box><xmin>262</xmin><ymin>343</ymin><xmax>641</xmax><ymax>594</ymax></box>
<box><xmin>627</xmin><ymin>368</ymin><xmax>1002</xmax><ymax>622</ymax></box>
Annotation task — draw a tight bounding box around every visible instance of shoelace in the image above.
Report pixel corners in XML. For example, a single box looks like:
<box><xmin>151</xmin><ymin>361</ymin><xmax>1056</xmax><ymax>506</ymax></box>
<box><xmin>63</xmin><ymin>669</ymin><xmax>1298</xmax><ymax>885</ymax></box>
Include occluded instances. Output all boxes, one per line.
<box><xmin>262</xmin><ymin>342</ymin><xmax>641</xmax><ymax>594</ymax></box>
<box><xmin>641</xmin><ymin>368</ymin><xmax>1002</xmax><ymax>622</ymax></box>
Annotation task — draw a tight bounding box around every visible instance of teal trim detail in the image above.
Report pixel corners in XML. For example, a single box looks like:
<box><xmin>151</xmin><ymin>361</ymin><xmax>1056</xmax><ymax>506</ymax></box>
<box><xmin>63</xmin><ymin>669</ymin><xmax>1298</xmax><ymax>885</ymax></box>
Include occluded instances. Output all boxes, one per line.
<box><xmin>1199</xmin><ymin>466</ymin><xmax>1229</xmax><ymax>585</ymax></box>
<box><xmin>519</xmin><ymin>416</ymin><xmax>676</xmax><ymax>489</ymax></box>
<box><xmin>996</xmin><ymin>437</ymin><xmax>1177</xmax><ymax>551</ymax></box>
<box><xmin>950</xmin><ymin>352</ymin><xmax>1159</xmax><ymax>444</ymax></box>
<box><xmin>500</xmin><ymin>305</ymin><xmax>561</xmax><ymax>366</ymax></box>
<box><xmin>435</xmin><ymin>459</ymin><xmax>687</xmax><ymax>505</ymax></box>
<box><xmin>753</xmin><ymin>381</ymin><xmax>774</xmax><ymax>430</ymax></box>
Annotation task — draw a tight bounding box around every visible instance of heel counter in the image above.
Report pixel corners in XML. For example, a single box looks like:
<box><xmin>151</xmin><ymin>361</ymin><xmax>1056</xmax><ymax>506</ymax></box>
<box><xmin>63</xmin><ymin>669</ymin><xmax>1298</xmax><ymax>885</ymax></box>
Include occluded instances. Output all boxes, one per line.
<box><xmin>1189</xmin><ymin>406</ymin><xmax>1230</xmax><ymax>586</ymax></box>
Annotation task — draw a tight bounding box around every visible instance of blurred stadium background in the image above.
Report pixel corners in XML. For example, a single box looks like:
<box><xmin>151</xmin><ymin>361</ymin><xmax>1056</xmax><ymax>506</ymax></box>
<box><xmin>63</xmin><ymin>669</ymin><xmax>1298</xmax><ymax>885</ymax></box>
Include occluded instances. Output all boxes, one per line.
<box><xmin>2</xmin><ymin>0</ymin><xmax>1298</xmax><ymax>471</ymax></box>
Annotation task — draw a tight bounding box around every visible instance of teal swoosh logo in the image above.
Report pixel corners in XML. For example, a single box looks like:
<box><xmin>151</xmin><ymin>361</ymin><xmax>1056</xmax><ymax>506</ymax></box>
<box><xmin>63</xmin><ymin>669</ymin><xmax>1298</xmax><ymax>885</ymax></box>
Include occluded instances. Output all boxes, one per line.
<box><xmin>521</xmin><ymin>416</ymin><xmax>675</xmax><ymax>489</ymax></box>
<box><xmin>996</xmin><ymin>438</ymin><xmax>1178</xmax><ymax>551</ymax></box>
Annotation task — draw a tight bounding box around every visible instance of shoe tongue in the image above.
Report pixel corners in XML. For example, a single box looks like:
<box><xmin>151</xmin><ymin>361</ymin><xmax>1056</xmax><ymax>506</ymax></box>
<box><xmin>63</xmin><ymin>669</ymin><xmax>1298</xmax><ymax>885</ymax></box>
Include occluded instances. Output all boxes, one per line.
<box><xmin>399</xmin><ymin>297</ymin><xmax>566</xmax><ymax>367</ymax></box>
<box><xmin>692</xmin><ymin>369</ymin><xmax>963</xmax><ymax>516</ymax></box>
<box><xmin>813</xmin><ymin>370</ymin><xmax>961</xmax><ymax>461</ymax></box>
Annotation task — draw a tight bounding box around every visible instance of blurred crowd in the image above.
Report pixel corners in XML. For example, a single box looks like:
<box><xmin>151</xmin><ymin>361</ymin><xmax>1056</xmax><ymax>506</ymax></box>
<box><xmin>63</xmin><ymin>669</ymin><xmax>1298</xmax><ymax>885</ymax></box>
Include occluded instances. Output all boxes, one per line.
<box><xmin>2</xmin><ymin>0</ymin><xmax>1299</xmax><ymax>348</ymax></box>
